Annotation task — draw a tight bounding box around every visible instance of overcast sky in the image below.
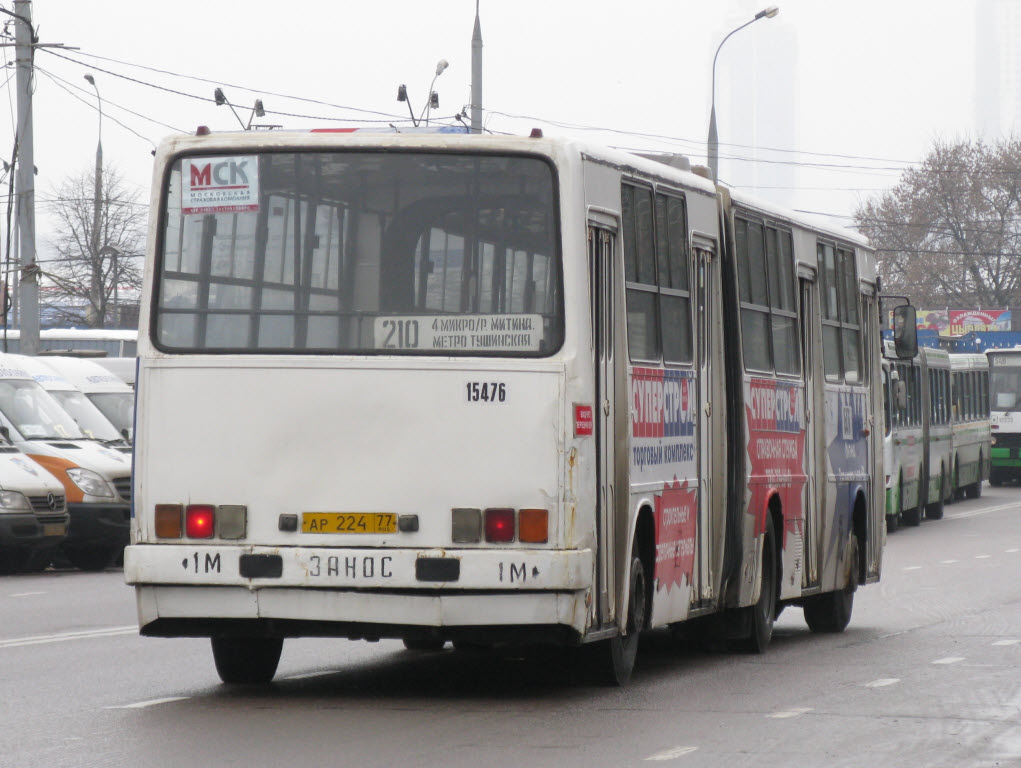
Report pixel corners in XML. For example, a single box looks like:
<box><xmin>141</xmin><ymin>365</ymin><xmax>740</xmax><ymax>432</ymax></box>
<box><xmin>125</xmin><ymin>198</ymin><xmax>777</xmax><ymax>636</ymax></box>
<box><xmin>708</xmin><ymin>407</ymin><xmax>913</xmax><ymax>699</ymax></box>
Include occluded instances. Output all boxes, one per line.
<box><xmin>3</xmin><ymin>0</ymin><xmax>986</xmax><ymax>258</ymax></box>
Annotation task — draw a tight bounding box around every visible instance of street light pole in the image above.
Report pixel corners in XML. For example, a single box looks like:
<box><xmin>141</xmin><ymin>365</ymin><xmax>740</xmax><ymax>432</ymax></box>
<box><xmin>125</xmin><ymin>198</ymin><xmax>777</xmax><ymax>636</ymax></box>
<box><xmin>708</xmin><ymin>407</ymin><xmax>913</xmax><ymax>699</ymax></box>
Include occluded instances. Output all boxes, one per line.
<box><xmin>85</xmin><ymin>73</ymin><xmax>104</xmax><ymax>326</ymax></box>
<box><xmin>707</xmin><ymin>5</ymin><xmax>779</xmax><ymax>184</ymax></box>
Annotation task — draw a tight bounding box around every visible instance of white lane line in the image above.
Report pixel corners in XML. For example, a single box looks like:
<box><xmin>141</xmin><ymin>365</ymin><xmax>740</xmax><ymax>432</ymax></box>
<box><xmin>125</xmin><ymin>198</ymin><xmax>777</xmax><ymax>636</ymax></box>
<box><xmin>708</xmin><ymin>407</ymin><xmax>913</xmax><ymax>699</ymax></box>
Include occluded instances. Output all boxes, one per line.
<box><xmin>975</xmin><ymin>554</ymin><xmax>991</xmax><ymax>559</ymax></box>
<box><xmin>0</xmin><ymin>626</ymin><xmax>136</xmax><ymax>649</ymax></box>
<box><xmin>8</xmin><ymin>591</ymin><xmax>47</xmax><ymax>597</ymax></box>
<box><xmin>932</xmin><ymin>657</ymin><xmax>965</xmax><ymax>665</ymax></box>
<box><xmin>767</xmin><ymin>707</ymin><xmax>813</xmax><ymax>719</ymax></box>
<box><xmin>940</xmin><ymin>559</ymin><xmax>959</xmax><ymax>564</ymax></box>
<box><xmin>903</xmin><ymin>566</ymin><xmax>923</xmax><ymax>571</ymax></box>
<box><xmin>946</xmin><ymin>501</ymin><xmax>1021</xmax><ymax>520</ymax></box>
<box><xmin>1007</xmin><ymin>548</ymin><xmax>1019</xmax><ymax>554</ymax></box>
<box><xmin>864</xmin><ymin>678</ymin><xmax>901</xmax><ymax>688</ymax></box>
<box><xmin>645</xmin><ymin>746</ymin><xmax>699</xmax><ymax>761</ymax></box>
<box><xmin>104</xmin><ymin>697</ymin><xmax>189</xmax><ymax>710</ymax></box>
<box><xmin>992</xmin><ymin>639</ymin><xmax>1019</xmax><ymax>647</ymax></box>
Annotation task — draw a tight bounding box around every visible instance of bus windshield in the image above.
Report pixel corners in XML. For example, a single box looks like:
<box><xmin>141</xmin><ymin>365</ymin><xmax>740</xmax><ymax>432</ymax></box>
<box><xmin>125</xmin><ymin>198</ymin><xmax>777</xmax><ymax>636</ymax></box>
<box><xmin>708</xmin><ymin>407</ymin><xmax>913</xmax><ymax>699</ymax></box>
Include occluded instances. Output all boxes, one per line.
<box><xmin>155</xmin><ymin>151</ymin><xmax>562</xmax><ymax>356</ymax></box>
<box><xmin>0</xmin><ymin>379</ymin><xmax>85</xmax><ymax>440</ymax></box>
<box><xmin>990</xmin><ymin>365</ymin><xmax>1021</xmax><ymax>411</ymax></box>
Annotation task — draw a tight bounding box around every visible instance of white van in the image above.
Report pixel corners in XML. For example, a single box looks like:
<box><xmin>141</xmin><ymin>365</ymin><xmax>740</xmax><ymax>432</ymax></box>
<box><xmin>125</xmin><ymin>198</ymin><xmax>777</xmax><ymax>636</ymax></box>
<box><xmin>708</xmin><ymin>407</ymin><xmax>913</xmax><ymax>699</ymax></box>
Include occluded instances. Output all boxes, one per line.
<box><xmin>0</xmin><ymin>438</ymin><xmax>69</xmax><ymax>572</ymax></box>
<box><xmin>0</xmin><ymin>353</ymin><xmax>132</xmax><ymax>570</ymax></box>
<box><xmin>40</xmin><ymin>357</ymin><xmax>135</xmax><ymax>442</ymax></box>
<box><xmin>15</xmin><ymin>356</ymin><xmax>131</xmax><ymax>453</ymax></box>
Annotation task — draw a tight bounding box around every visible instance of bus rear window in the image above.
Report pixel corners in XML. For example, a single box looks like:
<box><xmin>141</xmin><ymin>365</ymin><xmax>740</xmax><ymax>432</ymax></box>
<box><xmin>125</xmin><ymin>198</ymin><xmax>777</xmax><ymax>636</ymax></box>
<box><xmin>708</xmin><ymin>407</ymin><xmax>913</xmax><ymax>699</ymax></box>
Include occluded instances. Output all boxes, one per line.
<box><xmin>155</xmin><ymin>151</ymin><xmax>562</xmax><ymax>355</ymax></box>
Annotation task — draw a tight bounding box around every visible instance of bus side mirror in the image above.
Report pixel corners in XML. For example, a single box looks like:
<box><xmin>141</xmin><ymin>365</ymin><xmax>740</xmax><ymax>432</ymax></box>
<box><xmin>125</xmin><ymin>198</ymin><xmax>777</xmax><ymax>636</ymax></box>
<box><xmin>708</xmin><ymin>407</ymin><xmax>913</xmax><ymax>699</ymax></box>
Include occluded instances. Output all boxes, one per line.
<box><xmin>891</xmin><ymin>305</ymin><xmax>918</xmax><ymax>360</ymax></box>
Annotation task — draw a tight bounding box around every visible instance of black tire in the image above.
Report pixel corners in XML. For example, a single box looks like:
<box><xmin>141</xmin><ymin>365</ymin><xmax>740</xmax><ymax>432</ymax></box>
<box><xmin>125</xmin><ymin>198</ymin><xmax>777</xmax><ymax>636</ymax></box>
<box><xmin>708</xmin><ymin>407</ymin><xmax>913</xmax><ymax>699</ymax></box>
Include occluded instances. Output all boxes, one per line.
<box><xmin>804</xmin><ymin>532</ymin><xmax>857</xmax><ymax>633</ymax></box>
<box><xmin>596</xmin><ymin>547</ymin><xmax>648</xmax><ymax>686</ymax></box>
<box><xmin>211</xmin><ymin>636</ymin><xmax>283</xmax><ymax>684</ymax></box>
<box><xmin>952</xmin><ymin>463</ymin><xmax>964</xmax><ymax>502</ymax></box>
<box><xmin>741</xmin><ymin>515</ymin><xmax>778</xmax><ymax>654</ymax></box>
<box><xmin>20</xmin><ymin>549</ymin><xmax>53</xmax><ymax>573</ymax></box>
<box><xmin>62</xmin><ymin>545</ymin><xmax>113</xmax><ymax>572</ymax></box>
<box><xmin>886</xmin><ymin>512</ymin><xmax>900</xmax><ymax>533</ymax></box>
<box><xmin>989</xmin><ymin>471</ymin><xmax>1003</xmax><ymax>487</ymax></box>
<box><xmin>925</xmin><ymin>469</ymin><xmax>945</xmax><ymax>521</ymax></box>
<box><xmin>402</xmin><ymin>636</ymin><xmax>446</xmax><ymax>652</ymax></box>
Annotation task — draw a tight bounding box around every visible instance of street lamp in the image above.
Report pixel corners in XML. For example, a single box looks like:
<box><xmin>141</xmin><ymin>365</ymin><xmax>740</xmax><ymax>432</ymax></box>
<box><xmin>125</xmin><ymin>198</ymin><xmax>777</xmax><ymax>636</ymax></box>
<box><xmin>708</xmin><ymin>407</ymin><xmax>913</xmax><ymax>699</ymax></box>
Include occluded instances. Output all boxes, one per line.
<box><xmin>707</xmin><ymin>5</ymin><xmax>779</xmax><ymax>184</ymax></box>
<box><xmin>84</xmin><ymin>73</ymin><xmax>103</xmax><ymax>327</ymax></box>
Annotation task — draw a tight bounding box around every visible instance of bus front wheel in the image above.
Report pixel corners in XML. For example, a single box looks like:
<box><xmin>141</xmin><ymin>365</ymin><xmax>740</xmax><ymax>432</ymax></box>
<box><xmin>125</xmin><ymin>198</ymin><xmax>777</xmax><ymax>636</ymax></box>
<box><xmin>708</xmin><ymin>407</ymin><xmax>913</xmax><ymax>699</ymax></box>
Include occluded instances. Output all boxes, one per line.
<box><xmin>803</xmin><ymin>531</ymin><xmax>857</xmax><ymax>633</ymax></box>
<box><xmin>211</xmin><ymin>636</ymin><xmax>283</xmax><ymax>684</ymax></box>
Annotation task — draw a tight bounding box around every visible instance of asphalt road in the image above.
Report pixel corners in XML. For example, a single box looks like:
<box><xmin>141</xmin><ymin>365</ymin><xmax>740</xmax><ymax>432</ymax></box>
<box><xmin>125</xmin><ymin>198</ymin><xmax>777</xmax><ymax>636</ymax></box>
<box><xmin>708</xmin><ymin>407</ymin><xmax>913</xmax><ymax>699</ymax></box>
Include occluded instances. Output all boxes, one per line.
<box><xmin>2</xmin><ymin>487</ymin><xmax>1019</xmax><ymax>768</ymax></box>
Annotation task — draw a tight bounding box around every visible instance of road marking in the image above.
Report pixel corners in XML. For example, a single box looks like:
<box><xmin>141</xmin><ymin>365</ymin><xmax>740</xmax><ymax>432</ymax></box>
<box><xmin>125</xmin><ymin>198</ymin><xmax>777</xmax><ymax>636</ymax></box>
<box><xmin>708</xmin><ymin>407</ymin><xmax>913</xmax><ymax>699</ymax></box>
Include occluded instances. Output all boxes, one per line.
<box><xmin>104</xmin><ymin>697</ymin><xmax>189</xmax><ymax>710</ymax></box>
<box><xmin>8</xmin><ymin>591</ymin><xmax>47</xmax><ymax>597</ymax></box>
<box><xmin>903</xmin><ymin>566</ymin><xmax>923</xmax><ymax>571</ymax></box>
<box><xmin>1007</xmin><ymin>548</ymin><xmax>1019</xmax><ymax>554</ymax></box>
<box><xmin>932</xmin><ymin>657</ymin><xmax>965</xmax><ymax>665</ymax></box>
<box><xmin>975</xmin><ymin>555</ymin><xmax>991</xmax><ymax>559</ymax></box>
<box><xmin>864</xmin><ymin>678</ymin><xmax>901</xmax><ymax>688</ymax></box>
<box><xmin>645</xmin><ymin>746</ymin><xmax>698</xmax><ymax>761</ymax></box>
<box><xmin>767</xmin><ymin>707</ymin><xmax>813</xmax><ymax>719</ymax></box>
<box><xmin>992</xmin><ymin>639</ymin><xmax>1019</xmax><ymax>647</ymax></box>
<box><xmin>940</xmin><ymin>559</ymin><xmax>959</xmax><ymax>564</ymax></box>
<box><xmin>0</xmin><ymin>625</ymin><xmax>136</xmax><ymax>649</ymax></box>
<box><xmin>946</xmin><ymin>501</ymin><xmax>1021</xmax><ymax>520</ymax></box>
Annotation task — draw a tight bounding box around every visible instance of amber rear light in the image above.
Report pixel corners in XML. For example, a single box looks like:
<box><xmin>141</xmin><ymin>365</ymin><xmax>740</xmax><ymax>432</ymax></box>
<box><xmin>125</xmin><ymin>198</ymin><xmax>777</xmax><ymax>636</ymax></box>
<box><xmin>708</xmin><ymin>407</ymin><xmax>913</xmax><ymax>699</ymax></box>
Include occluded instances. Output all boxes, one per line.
<box><xmin>155</xmin><ymin>504</ymin><xmax>183</xmax><ymax>538</ymax></box>
<box><xmin>518</xmin><ymin>508</ymin><xmax>549</xmax><ymax>543</ymax></box>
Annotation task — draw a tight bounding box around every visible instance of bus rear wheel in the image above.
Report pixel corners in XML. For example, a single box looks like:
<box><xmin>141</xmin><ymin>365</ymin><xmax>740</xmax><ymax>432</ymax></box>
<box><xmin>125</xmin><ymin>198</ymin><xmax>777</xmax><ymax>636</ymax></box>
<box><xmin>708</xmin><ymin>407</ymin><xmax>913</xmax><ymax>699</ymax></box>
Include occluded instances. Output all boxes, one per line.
<box><xmin>211</xmin><ymin>636</ymin><xmax>283</xmax><ymax>684</ymax></box>
<box><xmin>596</xmin><ymin>547</ymin><xmax>648</xmax><ymax>686</ymax></box>
<box><xmin>804</xmin><ymin>531</ymin><xmax>857</xmax><ymax>633</ymax></box>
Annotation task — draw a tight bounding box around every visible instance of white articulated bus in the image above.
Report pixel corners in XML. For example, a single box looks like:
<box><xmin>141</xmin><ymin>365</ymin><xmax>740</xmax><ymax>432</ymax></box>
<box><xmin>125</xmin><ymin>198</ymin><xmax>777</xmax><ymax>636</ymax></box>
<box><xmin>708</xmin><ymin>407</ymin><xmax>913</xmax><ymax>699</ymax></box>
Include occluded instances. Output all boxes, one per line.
<box><xmin>124</xmin><ymin>129</ymin><xmax>915</xmax><ymax>684</ymax></box>
<box><xmin>949</xmin><ymin>353</ymin><xmax>991</xmax><ymax>498</ymax></box>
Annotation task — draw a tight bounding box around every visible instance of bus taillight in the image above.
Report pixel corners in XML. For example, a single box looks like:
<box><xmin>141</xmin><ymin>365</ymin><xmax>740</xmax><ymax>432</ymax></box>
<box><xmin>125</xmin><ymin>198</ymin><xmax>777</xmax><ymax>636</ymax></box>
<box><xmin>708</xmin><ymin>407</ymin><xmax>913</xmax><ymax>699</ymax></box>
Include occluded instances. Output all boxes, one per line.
<box><xmin>484</xmin><ymin>508</ymin><xmax>515</xmax><ymax>542</ymax></box>
<box><xmin>186</xmin><ymin>505</ymin><xmax>215</xmax><ymax>538</ymax></box>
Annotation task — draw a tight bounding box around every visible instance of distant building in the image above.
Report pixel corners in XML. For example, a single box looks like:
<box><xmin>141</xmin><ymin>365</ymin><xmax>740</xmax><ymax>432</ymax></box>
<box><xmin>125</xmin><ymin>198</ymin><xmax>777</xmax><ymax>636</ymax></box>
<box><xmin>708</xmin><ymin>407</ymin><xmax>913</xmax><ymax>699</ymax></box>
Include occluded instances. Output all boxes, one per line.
<box><xmin>976</xmin><ymin>0</ymin><xmax>1021</xmax><ymax>139</ymax></box>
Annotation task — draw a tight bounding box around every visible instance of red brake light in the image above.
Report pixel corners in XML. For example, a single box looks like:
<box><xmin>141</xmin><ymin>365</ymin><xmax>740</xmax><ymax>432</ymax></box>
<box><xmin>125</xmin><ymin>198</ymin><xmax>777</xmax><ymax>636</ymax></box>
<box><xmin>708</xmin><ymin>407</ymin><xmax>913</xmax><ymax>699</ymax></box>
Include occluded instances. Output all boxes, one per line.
<box><xmin>186</xmin><ymin>504</ymin><xmax>215</xmax><ymax>538</ymax></box>
<box><xmin>484</xmin><ymin>508</ymin><xmax>515</xmax><ymax>543</ymax></box>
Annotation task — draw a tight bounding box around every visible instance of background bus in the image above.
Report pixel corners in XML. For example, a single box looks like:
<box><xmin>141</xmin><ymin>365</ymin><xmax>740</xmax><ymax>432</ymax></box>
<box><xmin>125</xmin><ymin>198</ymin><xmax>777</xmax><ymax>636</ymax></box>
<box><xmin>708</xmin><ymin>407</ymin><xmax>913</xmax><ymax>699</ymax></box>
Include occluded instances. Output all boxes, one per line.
<box><xmin>987</xmin><ymin>346</ymin><xmax>1021</xmax><ymax>484</ymax></box>
<box><xmin>949</xmin><ymin>353</ymin><xmax>991</xmax><ymax>499</ymax></box>
<box><xmin>0</xmin><ymin>329</ymin><xmax>137</xmax><ymax>358</ymax></box>
<box><xmin>124</xmin><ymin>130</ymin><xmax>915</xmax><ymax>685</ymax></box>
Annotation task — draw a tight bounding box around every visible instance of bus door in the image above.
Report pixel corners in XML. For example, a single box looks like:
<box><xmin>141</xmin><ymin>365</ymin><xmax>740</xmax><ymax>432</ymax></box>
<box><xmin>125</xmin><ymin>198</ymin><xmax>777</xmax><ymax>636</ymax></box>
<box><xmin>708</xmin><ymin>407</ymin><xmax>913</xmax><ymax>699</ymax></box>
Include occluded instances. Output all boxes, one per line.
<box><xmin>589</xmin><ymin>223</ymin><xmax>618</xmax><ymax>624</ymax></box>
<box><xmin>694</xmin><ymin>243</ymin><xmax>716</xmax><ymax>601</ymax></box>
<box><xmin>799</xmin><ymin>276</ymin><xmax>820</xmax><ymax>587</ymax></box>
<box><xmin>862</xmin><ymin>290</ymin><xmax>882</xmax><ymax>580</ymax></box>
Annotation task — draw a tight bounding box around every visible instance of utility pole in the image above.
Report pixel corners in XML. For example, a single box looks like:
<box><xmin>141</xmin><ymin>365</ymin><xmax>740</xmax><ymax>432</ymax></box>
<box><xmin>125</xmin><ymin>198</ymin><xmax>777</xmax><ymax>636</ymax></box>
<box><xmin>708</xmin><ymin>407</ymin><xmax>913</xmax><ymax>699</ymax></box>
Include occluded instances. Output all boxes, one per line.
<box><xmin>13</xmin><ymin>0</ymin><xmax>38</xmax><ymax>355</ymax></box>
<box><xmin>470</xmin><ymin>1</ymin><xmax>483</xmax><ymax>134</ymax></box>
<box><xmin>85</xmin><ymin>74</ymin><xmax>103</xmax><ymax>327</ymax></box>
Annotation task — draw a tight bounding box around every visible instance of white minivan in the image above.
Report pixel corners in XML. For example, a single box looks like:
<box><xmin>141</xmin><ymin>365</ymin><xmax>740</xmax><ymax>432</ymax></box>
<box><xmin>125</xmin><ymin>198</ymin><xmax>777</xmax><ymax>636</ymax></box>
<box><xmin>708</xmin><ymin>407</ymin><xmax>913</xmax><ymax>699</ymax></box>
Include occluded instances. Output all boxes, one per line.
<box><xmin>15</xmin><ymin>356</ymin><xmax>131</xmax><ymax>453</ymax></box>
<box><xmin>40</xmin><ymin>356</ymin><xmax>135</xmax><ymax>443</ymax></box>
<box><xmin>0</xmin><ymin>353</ymin><xmax>132</xmax><ymax>570</ymax></box>
<box><xmin>0</xmin><ymin>438</ymin><xmax>69</xmax><ymax>573</ymax></box>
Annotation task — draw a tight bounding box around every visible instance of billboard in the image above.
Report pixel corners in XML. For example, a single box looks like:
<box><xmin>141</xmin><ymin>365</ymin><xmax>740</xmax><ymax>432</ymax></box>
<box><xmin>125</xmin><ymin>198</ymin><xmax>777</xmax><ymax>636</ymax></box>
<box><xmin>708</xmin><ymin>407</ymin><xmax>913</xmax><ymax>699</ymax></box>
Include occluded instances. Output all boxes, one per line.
<box><xmin>915</xmin><ymin>308</ymin><xmax>1011</xmax><ymax>336</ymax></box>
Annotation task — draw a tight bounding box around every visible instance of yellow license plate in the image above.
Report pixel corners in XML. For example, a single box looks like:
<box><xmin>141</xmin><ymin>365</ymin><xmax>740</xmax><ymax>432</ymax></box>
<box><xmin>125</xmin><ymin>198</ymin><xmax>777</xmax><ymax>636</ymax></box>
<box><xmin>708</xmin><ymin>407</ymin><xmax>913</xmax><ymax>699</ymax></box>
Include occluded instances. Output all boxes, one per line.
<box><xmin>301</xmin><ymin>513</ymin><xmax>397</xmax><ymax>534</ymax></box>
<box><xmin>42</xmin><ymin>523</ymin><xmax>66</xmax><ymax>537</ymax></box>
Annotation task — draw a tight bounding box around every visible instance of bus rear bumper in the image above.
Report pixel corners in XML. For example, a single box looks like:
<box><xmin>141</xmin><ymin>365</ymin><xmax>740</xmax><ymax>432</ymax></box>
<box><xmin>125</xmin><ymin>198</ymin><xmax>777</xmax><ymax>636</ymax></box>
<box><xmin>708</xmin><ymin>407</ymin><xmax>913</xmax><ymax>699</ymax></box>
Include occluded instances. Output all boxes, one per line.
<box><xmin>125</xmin><ymin>544</ymin><xmax>594</xmax><ymax>637</ymax></box>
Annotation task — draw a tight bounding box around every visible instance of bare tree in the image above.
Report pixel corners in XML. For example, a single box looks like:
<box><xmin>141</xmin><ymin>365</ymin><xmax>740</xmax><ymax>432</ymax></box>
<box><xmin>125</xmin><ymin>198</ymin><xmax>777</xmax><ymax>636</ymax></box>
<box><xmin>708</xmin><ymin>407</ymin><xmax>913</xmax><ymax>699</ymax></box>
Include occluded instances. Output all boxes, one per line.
<box><xmin>41</xmin><ymin>166</ymin><xmax>145</xmax><ymax>328</ymax></box>
<box><xmin>855</xmin><ymin>137</ymin><xmax>1021</xmax><ymax>308</ymax></box>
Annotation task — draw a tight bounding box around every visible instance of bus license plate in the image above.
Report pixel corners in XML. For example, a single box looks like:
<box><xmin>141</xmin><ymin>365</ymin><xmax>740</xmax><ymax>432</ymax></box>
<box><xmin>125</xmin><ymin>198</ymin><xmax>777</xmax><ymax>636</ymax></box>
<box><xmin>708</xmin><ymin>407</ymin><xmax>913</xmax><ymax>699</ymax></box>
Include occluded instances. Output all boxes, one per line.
<box><xmin>301</xmin><ymin>513</ymin><xmax>397</xmax><ymax>534</ymax></box>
